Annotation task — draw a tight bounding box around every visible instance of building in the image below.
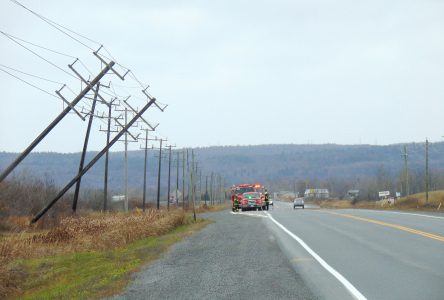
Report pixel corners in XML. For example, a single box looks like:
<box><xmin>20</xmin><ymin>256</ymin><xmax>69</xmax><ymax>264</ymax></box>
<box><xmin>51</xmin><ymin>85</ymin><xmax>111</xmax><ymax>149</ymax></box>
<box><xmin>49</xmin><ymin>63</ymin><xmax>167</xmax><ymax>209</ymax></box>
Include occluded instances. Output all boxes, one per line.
<box><xmin>304</xmin><ymin>188</ymin><xmax>329</xmax><ymax>199</ymax></box>
<box><xmin>346</xmin><ymin>190</ymin><xmax>360</xmax><ymax>201</ymax></box>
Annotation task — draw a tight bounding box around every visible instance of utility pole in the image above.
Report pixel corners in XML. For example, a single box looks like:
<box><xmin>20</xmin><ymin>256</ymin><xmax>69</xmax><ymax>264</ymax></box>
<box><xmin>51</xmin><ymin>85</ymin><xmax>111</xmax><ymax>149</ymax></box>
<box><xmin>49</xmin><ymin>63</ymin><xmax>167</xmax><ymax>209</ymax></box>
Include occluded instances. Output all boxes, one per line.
<box><xmin>121</xmin><ymin>99</ymin><xmax>158</xmax><ymax>211</ymax></box>
<box><xmin>426</xmin><ymin>139</ymin><xmax>429</xmax><ymax>203</ymax></box>
<box><xmin>114</xmin><ymin>105</ymin><xmax>141</xmax><ymax>212</ymax></box>
<box><xmin>98</xmin><ymin>98</ymin><xmax>119</xmax><ymax>212</ymax></box>
<box><xmin>140</xmin><ymin>129</ymin><xmax>156</xmax><ymax>211</ymax></box>
<box><xmin>124</xmin><ymin>107</ymin><xmax>128</xmax><ymax>212</ymax></box>
<box><xmin>199</xmin><ymin>168</ymin><xmax>202</xmax><ymax>206</ymax></box>
<box><xmin>210</xmin><ymin>172</ymin><xmax>214</xmax><ymax>205</ymax></box>
<box><xmin>205</xmin><ymin>174</ymin><xmax>208</xmax><ymax>206</ymax></box>
<box><xmin>176</xmin><ymin>151</ymin><xmax>180</xmax><ymax>208</ymax></box>
<box><xmin>182</xmin><ymin>150</ymin><xmax>186</xmax><ymax>209</ymax></box>
<box><xmin>156</xmin><ymin>138</ymin><xmax>168</xmax><ymax>209</ymax></box>
<box><xmin>72</xmin><ymin>83</ymin><xmax>102</xmax><ymax>212</ymax></box>
<box><xmin>191</xmin><ymin>150</ymin><xmax>196</xmax><ymax>221</ymax></box>
<box><xmin>401</xmin><ymin>145</ymin><xmax>409</xmax><ymax>197</ymax></box>
<box><xmin>186</xmin><ymin>149</ymin><xmax>191</xmax><ymax>208</ymax></box>
<box><xmin>166</xmin><ymin>144</ymin><xmax>176</xmax><ymax>211</ymax></box>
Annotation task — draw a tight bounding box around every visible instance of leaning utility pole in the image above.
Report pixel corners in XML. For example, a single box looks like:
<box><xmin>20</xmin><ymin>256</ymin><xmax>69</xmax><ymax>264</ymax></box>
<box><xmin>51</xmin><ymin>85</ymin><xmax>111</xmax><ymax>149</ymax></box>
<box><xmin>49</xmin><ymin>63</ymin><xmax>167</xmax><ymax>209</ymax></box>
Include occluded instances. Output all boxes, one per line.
<box><xmin>425</xmin><ymin>139</ymin><xmax>429</xmax><ymax>203</ymax></box>
<box><xmin>401</xmin><ymin>145</ymin><xmax>409</xmax><ymax>197</ymax></box>
<box><xmin>0</xmin><ymin>59</ymin><xmax>115</xmax><ymax>183</ymax></box>
<box><xmin>31</xmin><ymin>96</ymin><xmax>158</xmax><ymax>223</ymax></box>
<box><xmin>72</xmin><ymin>83</ymin><xmax>100</xmax><ymax>212</ymax></box>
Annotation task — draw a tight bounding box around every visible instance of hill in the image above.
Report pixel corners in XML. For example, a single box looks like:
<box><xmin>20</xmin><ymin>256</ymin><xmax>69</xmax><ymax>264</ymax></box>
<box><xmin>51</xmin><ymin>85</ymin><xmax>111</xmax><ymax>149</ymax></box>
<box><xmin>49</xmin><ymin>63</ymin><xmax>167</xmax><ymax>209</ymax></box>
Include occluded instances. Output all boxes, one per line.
<box><xmin>1</xmin><ymin>142</ymin><xmax>443</xmax><ymax>198</ymax></box>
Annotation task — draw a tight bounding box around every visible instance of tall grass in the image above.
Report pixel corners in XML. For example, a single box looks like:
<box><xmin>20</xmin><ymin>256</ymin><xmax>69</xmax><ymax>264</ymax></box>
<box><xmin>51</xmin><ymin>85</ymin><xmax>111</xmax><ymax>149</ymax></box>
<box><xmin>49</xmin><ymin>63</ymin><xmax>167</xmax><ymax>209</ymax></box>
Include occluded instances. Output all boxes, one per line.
<box><xmin>0</xmin><ymin>209</ymin><xmax>187</xmax><ymax>298</ymax></box>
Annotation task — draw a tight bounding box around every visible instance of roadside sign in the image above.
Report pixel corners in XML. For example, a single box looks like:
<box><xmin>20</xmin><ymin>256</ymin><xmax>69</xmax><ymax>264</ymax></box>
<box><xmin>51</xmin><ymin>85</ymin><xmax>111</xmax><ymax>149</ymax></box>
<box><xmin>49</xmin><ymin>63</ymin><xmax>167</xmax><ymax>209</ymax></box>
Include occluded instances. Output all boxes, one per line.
<box><xmin>378</xmin><ymin>191</ymin><xmax>390</xmax><ymax>197</ymax></box>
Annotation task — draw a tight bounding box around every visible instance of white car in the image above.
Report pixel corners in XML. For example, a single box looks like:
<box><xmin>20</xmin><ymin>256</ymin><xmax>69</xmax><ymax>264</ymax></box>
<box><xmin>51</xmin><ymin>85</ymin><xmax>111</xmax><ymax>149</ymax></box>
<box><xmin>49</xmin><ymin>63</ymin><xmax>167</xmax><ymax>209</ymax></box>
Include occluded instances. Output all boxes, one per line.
<box><xmin>293</xmin><ymin>198</ymin><xmax>304</xmax><ymax>209</ymax></box>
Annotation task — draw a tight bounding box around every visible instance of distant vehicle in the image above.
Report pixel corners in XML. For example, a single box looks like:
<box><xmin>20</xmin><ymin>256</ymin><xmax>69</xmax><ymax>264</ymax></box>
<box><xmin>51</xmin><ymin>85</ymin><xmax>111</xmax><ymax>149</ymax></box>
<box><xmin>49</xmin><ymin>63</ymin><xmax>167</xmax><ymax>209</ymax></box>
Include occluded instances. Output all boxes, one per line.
<box><xmin>240</xmin><ymin>192</ymin><xmax>265</xmax><ymax>211</ymax></box>
<box><xmin>293</xmin><ymin>198</ymin><xmax>304</xmax><ymax>209</ymax></box>
<box><xmin>269</xmin><ymin>198</ymin><xmax>273</xmax><ymax>206</ymax></box>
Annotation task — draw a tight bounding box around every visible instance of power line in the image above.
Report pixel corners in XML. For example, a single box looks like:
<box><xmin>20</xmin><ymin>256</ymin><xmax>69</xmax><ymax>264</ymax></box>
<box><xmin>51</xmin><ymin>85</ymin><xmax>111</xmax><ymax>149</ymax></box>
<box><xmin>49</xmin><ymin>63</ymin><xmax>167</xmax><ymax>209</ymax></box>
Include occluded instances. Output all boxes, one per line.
<box><xmin>1</xmin><ymin>30</ymin><xmax>79</xmax><ymax>80</ymax></box>
<box><xmin>0</xmin><ymin>66</ymin><xmax>60</xmax><ymax>99</ymax></box>
<box><xmin>0</xmin><ymin>63</ymin><xmax>65</xmax><ymax>85</ymax></box>
<box><xmin>10</xmin><ymin>0</ymin><xmax>135</xmax><ymax>78</ymax></box>
<box><xmin>8</xmin><ymin>1</ymin><xmax>143</xmax><ymax>93</ymax></box>
<box><xmin>0</xmin><ymin>30</ymin><xmax>76</xmax><ymax>59</ymax></box>
<box><xmin>9</xmin><ymin>0</ymin><xmax>99</xmax><ymax>51</ymax></box>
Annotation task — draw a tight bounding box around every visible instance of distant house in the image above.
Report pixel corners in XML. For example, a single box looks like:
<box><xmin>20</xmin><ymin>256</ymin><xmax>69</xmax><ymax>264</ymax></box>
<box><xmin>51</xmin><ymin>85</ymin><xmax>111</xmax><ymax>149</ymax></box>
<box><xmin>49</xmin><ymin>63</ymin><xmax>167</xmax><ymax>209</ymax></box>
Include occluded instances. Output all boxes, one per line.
<box><xmin>346</xmin><ymin>190</ymin><xmax>360</xmax><ymax>201</ymax></box>
<box><xmin>304</xmin><ymin>188</ymin><xmax>329</xmax><ymax>199</ymax></box>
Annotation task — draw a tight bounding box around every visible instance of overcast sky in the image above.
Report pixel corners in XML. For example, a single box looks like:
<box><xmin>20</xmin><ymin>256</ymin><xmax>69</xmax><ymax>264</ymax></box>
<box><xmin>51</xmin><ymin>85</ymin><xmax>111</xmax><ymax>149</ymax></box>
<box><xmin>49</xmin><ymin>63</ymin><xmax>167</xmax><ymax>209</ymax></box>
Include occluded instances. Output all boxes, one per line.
<box><xmin>1</xmin><ymin>0</ymin><xmax>443</xmax><ymax>153</ymax></box>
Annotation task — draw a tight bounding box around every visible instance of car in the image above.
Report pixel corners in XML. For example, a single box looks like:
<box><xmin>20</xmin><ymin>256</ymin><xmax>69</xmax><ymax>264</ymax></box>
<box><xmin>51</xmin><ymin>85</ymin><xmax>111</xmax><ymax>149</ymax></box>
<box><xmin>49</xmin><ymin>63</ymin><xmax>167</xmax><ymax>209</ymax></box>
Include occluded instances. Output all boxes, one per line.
<box><xmin>269</xmin><ymin>198</ymin><xmax>273</xmax><ymax>206</ymax></box>
<box><xmin>293</xmin><ymin>198</ymin><xmax>304</xmax><ymax>209</ymax></box>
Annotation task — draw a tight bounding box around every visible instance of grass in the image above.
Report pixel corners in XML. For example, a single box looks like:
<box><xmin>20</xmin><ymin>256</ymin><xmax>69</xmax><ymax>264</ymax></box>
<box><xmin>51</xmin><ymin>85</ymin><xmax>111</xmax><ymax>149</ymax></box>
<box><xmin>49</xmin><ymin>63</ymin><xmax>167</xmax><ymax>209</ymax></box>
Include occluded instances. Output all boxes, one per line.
<box><xmin>0</xmin><ymin>208</ymin><xmax>214</xmax><ymax>299</ymax></box>
<box><xmin>13</xmin><ymin>219</ymin><xmax>211</xmax><ymax>299</ymax></box>
<box><xmin>319</xmin><ymin>190</ymin><xmax>444</xmax><ymax>211</ymax></box>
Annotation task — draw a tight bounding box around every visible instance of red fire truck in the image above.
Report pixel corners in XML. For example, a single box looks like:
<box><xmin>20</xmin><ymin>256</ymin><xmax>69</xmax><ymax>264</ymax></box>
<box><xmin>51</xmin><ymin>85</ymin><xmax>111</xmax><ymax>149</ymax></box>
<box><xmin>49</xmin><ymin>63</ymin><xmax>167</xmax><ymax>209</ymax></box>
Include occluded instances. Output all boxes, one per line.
<box><xmin>231</xmin><ymin>183</ymin><xmax>266</xmax><ymax>211</ymax></box>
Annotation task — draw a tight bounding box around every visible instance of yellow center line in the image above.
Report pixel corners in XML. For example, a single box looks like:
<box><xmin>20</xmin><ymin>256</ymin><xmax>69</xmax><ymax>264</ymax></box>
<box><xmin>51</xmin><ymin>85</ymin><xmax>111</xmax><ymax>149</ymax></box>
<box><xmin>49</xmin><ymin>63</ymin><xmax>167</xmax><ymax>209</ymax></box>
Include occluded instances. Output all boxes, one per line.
<box><xmin>325</xmin><ymin>211</ymin><xmax>444</xmax><ymax>243</ymax></box>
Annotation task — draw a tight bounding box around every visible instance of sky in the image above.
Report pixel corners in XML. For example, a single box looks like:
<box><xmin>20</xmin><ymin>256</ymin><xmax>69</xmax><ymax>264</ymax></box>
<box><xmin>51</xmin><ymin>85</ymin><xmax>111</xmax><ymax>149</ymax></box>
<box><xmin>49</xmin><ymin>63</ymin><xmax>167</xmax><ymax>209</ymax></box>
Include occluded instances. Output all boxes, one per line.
<box><xmin>0</xmin><ymin>0</ymin><xmax>443</xmax><ymax>153</ymax></box>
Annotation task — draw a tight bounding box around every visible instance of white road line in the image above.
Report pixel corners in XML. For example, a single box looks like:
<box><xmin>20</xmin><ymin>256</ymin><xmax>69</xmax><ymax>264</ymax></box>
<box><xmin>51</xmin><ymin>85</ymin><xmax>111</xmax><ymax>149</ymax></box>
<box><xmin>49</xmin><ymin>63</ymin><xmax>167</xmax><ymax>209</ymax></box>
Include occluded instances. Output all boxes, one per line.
<box><xmin>364</xmin><ymin>210</ymin><xmax>444</xmax><ymax>220</ymax></box>
<box><xmin>264</xmin><ymin>211</ymin><xmax>367</xmax><ymax>300</ymax></box>
<box><xmin>230</xmin><ymin>211</ymin><xmax>268</xmax><ymax>218</ymax></box>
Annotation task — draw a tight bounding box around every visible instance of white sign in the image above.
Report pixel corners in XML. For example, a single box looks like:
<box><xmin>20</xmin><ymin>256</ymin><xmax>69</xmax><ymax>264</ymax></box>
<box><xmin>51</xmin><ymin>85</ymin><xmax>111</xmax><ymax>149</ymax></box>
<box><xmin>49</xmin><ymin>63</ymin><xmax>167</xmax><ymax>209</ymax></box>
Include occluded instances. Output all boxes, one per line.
<box><xmin>378</xmin><ymin>191</ymin><xmax>390</xmax><ymax>197</ymax></box>
<box><xmin>112</xmin><ymin>195</ymin><xmax>125</xmax><ymax>202</ymax></box>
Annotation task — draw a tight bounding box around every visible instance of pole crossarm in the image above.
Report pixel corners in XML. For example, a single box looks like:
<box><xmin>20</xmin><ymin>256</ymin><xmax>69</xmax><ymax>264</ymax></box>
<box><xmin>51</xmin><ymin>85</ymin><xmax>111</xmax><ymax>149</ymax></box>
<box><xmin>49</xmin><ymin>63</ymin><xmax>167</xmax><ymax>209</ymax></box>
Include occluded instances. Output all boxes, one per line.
<box><xmin>69</xmin><ymin>61</ymin><xmax>111</xmax><ymax>106</ymax></box>
<box><xmin>114</xmin><ymin>118</ymin><xmax>139</xmax><ymax>141</ymax></box>
<box><xmin>93</xmin><ymin>46</ymin><xmax>130</xmax><ymax>80</ymax></box>
<box><xmin>123</xmin><ymin>99</ymin><xmax>159</xmax><ymax>130</ymax></box>
<box><xmin>0</xmin><ymin>60</ymin><xmax>115</xmax><ymax>183</ymax></box>
<box><xmin>55</xmin><ymin>85</ymin><xmax>85</xmax><ymax>121</ymax></box>
<box><xmin>31</xmin><ymin>96</ymin><xmax>158</xmax><ymax>223</ymax></box>
<box><xmin>142</xmin><ymin>87</ymin><xmax>167</xmax><ymax>112</ymax></box>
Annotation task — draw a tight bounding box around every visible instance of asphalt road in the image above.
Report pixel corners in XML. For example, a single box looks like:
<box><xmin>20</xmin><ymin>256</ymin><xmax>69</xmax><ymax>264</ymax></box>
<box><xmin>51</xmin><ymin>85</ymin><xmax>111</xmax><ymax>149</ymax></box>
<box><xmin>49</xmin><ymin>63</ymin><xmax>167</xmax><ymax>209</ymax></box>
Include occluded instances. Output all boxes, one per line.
<box><xmin>111</xmin><ymin>208</ymin><xmax>317</xmax><ymax>300</ymax></box>
<box><xmin>269</xmin><ymin>201</ymin><xmax>444</xmax><ymax>300</ymax></box>
<box><xmin>112</xmin><ymin>202</ymin><xmax>444</xmax><ymax>299</ymax></box>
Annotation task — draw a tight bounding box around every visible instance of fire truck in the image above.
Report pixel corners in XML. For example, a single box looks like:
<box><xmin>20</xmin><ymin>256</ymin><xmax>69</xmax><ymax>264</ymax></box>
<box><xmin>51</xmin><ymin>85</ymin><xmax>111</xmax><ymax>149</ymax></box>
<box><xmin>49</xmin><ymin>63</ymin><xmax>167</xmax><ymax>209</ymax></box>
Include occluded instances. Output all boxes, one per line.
<box><xmin>231</xmin><ymin>183</ymin><xmax>266</xmax><ymax>211</ymax></box>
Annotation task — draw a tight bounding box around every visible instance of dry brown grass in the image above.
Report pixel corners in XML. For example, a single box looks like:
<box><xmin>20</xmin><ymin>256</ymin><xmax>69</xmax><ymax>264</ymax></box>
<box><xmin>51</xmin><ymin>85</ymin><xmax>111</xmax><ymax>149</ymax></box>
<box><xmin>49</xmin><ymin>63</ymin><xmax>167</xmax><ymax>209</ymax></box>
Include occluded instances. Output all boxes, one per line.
<box><xmin>319</xmin><ymin>190</ymin><xmax>444</xmax><ymax>211</ymax></box>
<box><xmin>0</xmin><ymin>209</ymin><xmax>188</xmax><ymax>298</ymax></box>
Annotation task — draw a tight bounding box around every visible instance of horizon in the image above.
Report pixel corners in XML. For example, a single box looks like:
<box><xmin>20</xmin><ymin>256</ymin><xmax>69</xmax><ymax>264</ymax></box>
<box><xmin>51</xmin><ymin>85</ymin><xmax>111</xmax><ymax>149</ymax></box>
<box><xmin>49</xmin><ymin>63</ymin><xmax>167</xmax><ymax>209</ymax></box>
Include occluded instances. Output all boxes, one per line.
<box><xmin>1</xmin><ymin>139</ymin><xmax>441</xmax><ymax>154</ymax></box>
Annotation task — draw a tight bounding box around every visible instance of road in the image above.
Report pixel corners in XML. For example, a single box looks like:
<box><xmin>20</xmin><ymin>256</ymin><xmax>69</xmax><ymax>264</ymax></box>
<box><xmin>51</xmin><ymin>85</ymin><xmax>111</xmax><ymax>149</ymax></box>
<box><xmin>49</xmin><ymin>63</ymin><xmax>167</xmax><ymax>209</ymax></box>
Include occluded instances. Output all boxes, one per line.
<box><xmin>113</xmin><ymin>202</ymin><xmax>444</xmax><ymax>299</ymax></box>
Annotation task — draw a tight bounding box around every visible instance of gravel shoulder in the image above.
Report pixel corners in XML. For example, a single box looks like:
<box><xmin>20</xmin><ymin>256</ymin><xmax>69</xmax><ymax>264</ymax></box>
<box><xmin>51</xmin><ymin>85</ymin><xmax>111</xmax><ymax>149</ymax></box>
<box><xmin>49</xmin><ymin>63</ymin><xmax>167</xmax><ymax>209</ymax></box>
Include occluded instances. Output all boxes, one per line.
<box><xmin>111</xmin><ymin>210</ymin><xmax>317</xmax><ymax>300</ymax></box>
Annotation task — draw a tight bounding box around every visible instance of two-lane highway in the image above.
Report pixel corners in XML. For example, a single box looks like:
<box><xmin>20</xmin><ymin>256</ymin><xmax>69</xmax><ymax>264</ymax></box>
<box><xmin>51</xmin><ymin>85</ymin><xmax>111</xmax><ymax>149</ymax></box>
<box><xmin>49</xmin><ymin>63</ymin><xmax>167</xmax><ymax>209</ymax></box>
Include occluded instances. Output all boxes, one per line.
<box><xmin>265</xmin><ymin>201</ymin><xmax>444</xmax><ymax>299</ymax></box>
<box><xmin>113</xmin><ymin>203</ymin><xmax>443</xmax><ymax>299</ymax></box>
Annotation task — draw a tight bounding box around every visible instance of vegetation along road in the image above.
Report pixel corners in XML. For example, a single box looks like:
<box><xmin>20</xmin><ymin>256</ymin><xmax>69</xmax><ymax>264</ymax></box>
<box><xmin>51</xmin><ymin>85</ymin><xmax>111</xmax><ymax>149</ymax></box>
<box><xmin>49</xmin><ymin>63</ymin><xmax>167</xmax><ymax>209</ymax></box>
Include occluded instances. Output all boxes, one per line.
<box><xmin>113</xmin><ymin>201</ymin><xmax>444</xmax><ymax>300</ymax></box>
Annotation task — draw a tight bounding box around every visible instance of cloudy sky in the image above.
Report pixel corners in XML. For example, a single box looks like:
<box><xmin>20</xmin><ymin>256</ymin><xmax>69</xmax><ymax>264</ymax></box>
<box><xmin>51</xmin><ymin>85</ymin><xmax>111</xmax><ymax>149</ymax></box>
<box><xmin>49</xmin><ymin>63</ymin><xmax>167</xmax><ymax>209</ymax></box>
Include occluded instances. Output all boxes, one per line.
<box><xmin>0</xmin><ymin>0</ymin><xmax>443</xmax><ymax>152</ymax></box>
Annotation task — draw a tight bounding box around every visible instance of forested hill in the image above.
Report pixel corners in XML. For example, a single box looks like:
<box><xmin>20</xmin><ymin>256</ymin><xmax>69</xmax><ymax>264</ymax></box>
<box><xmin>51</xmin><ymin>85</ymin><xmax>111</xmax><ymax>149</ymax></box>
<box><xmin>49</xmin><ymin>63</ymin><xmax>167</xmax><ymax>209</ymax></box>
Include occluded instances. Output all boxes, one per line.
<box><xmin>1</xmin><ymin>142</ymin><xmax>443</xmax><ymax>193</ymax></box>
